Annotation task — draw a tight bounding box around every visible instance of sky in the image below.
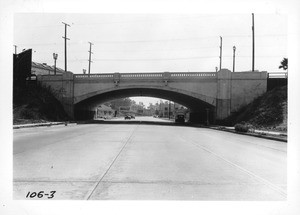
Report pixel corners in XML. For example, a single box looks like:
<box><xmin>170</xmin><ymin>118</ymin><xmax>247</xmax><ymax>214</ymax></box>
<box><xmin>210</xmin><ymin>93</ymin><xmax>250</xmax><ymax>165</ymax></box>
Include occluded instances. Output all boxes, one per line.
<box><xmin>14</xmin><ymin>13</ymin><xmax>287</xmax><ymax>106</ymax></box>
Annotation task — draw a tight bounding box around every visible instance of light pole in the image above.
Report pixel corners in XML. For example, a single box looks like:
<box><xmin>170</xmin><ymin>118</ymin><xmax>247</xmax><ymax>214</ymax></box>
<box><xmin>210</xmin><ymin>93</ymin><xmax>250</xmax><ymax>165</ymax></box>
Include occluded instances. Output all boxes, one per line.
<box><xmin>233</xmin><ymin>46</ymin><xmax>236</xmax><ymax>72</ymax></box>
<box><xmin>53</xmin><ymin>53</ymin><xmax>58</xmax><ymax>75</ymax></box>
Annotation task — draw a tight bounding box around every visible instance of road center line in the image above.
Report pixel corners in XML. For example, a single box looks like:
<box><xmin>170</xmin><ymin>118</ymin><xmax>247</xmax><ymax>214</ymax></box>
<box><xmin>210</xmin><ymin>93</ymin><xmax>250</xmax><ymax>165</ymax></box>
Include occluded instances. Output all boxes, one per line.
<box><xmin>179</xmin><ymin>136</ymin><xmax>287</xmax><ymax>197</ymax></box>
<box><xmin>85</xmin><ymin>125</ymin><xmax>138</xmax><ymax>200</ymax></box>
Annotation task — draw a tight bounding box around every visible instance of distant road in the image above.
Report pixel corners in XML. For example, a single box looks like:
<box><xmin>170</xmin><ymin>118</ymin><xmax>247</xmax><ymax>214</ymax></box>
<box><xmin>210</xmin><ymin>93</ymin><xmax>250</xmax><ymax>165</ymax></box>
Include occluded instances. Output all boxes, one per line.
<box><xmin>109</xmin><ymin>116</ymin><xmax>174</xmax><ymax>122</ymax></box>
<box><xmin>13</xmin><ymin>118</ymin><xmax>286</xmax><ymax>200</ymax></box>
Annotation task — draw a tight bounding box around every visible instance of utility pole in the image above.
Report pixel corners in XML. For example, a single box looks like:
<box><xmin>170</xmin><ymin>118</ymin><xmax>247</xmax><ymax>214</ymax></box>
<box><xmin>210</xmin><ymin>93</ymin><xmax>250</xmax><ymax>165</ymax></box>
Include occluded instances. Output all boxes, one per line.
<box><xmin>88</xmin><ymin>42</ymin><xmax>93</xmax><ymax>75</ymax></box>
<box><xmin>219</xmin><ymin>36</ymin><xmax>222</xmax><ymax>71</ymax></box>
<box><xmin>233</xmin><ymin>46</ymin><xmax>236</xmax><ymax>72</ymax></box>
<box><xmin>252</xmin><ymin>13</ymin><xmax>255</xmax><ymax>72</ymax></box>
<box><xmin>62</xmin><ymin>22</ymin><xmax>70</xmax><ymax>73</ymax></box>
<box><xmin>168</xmin><ymin>101</ymin><xmax>171</xmax><ymax>119</ymax></box>
<box><xmin>13</xmin><ymin>45</ymin><xmax>17</xmax><ymax>54</ymax></box>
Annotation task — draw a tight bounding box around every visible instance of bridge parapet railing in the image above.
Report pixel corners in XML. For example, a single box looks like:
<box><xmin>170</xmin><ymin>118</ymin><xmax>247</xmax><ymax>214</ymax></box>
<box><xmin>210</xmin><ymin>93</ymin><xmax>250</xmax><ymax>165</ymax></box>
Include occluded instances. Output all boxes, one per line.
<box><xmin>267</xmin><ymin>72</ymin><xmax>288</xmax><ymax>79</ymax></box>
<box><xmin>121</xmin><ymin>73</ymin><xmax>163</xmax><ymax>79</ymax></box>
<box><xmin>74</xmin><ymin>72</ymin><xmax>217</xmax><ymax>80</ymax></box>
<box><xmin>74</xmin><ymin>74</ymin><xmax>114</xmax><ymax>79</ymax></box>
<box><xmin>170</xmin><ymin>72</ymin><xmax>216</xmax><ymax>78</ymax></box>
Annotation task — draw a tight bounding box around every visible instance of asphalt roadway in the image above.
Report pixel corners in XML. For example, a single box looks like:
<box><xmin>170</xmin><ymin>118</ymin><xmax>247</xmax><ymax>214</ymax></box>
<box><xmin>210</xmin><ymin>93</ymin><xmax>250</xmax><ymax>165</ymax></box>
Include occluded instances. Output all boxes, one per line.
<box><xmin>13</xmin><ymin>117</ymin><xmax>287</xmax><ymax>200</ymax></box>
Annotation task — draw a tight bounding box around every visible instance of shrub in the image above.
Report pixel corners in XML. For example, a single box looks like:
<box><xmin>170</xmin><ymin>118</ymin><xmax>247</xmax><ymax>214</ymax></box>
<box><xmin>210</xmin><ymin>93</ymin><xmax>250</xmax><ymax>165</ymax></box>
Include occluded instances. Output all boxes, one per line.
<box><xmin>234</xmin><ymin>123</ymin><xmax>249</xmax><ymax>132</ymax></box>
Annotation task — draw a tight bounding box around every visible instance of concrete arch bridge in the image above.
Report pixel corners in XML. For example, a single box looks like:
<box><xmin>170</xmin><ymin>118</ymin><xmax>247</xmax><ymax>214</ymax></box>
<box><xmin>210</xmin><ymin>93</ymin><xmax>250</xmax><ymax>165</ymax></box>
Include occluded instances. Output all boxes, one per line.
<box><xmin>37</xmin><ymin>69</ymin><xmax>267</xmax><ymax>123</ymax></box>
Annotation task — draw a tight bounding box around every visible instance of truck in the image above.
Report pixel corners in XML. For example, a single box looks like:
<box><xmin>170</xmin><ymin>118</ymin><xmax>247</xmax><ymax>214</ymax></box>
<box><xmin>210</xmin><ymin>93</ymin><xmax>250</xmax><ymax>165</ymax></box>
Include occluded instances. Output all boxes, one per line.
<box><xmin>174</xmin><ymin>108</ymin><xmax>186</xmax><ymax>123</ymax></box>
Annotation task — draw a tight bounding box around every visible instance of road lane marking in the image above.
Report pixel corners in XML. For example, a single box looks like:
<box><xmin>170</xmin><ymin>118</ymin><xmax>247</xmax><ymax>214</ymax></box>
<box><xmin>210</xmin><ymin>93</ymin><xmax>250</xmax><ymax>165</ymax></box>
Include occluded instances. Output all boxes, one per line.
<box><xmin>85</xmin><ymin>125</ymin><xmax>138</xmax><ymax>200</ymax></box>
<box><xmin>179</xmin><ymin>136</ymin><xmax>287</xmax><ymax>197</ymax></box>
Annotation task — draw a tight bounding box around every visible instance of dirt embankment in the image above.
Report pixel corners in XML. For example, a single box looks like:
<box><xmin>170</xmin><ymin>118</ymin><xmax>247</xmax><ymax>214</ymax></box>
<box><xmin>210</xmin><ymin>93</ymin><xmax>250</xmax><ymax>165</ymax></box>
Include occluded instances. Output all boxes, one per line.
<box><xmin>221</xmin><ymin>85</ymin><xmax>287</xmax><ymax>131</ymax></box>
<box><xmin>13</xmin><ymin>83</ymin><xmax>70</xmax><ymax>125</ymax></box>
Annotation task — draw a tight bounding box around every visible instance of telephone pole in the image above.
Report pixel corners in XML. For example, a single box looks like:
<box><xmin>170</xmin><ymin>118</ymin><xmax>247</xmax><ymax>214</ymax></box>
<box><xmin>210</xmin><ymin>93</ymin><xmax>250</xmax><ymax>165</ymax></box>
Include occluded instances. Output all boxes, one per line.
<box><xmin>168</xmin><ymin>101</ymin><xmax>171</xmax><ymax>119</ymax></box>
<box><xmin>62</xmin><ymin>22</ymin><xmax>70</xmax><ymax>73</ymax></box>
<box><xmin>88</xmin><ymin>42</ymin><xmax>93</xmax><ymax>75</ymax></box>
<box><xmin>252</xmin><ymin>13</ymin><xmax>255</xmax><ymax>72</ymax></box>
<box><xmin>233</xmin><ymin>46</ymin><xmax>236</xmax><ymax>72</ymax></box>
<box><xmin>219</xmin><ymin>36</ymin><xmax>222</xmax><ymax>71</ymax></box>
<box><xmin>13</xmin><ymin>45</ymin><xmax>17</xmax><ymax>54</ymax></box>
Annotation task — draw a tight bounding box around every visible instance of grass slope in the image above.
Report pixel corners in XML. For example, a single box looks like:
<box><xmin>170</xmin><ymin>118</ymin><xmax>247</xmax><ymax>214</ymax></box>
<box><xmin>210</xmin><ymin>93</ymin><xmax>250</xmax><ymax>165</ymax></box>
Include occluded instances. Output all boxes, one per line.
<box><xmin>13</xmin><ymin>83</ymin><xmax>69</xmax><ymax>124</ymax></box>
<box><xmin>221</xmin><ymin>85</ymin><xmax>287</xmax><ymax>131</ymax></box>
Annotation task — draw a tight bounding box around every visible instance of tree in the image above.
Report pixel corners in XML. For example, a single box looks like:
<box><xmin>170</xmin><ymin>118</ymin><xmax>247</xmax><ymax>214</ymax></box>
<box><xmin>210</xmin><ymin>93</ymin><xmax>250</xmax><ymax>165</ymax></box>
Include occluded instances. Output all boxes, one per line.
<box><xmin>279</xmin><ymin>58</ymin><xmax>288</xmax><ymax>70</ymax></box>
<box><xmin>104</xmin><ymin>98</ymin><xmax>135</xmax><ymax>110</ymax></box>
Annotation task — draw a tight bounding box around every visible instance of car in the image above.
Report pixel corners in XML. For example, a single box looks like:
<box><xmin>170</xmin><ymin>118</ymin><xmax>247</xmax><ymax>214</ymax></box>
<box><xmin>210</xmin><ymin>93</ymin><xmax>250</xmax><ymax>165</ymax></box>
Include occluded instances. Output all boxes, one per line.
<box><xmin>130</xmin><ymin>115</ymin><xmax>135</xmax><ymax>119</ymax></box>
<box><xmin>124</xmin><ymin>115</ymin><xmax>131</xmax><ymax>120</ymax></box>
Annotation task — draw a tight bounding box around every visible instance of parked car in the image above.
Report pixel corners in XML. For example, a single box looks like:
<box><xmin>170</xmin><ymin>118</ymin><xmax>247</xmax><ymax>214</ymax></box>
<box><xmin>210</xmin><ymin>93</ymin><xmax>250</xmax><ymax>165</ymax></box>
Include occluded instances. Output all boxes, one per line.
<box><xmin>130</xmin><ymin>115</ymin><xmax>135</xmax><ymax>119</ymax></box>
<box><xmin>124</xmin><ymin>115</ymin><xmax>131</xmax><ymax>120</ymax></box>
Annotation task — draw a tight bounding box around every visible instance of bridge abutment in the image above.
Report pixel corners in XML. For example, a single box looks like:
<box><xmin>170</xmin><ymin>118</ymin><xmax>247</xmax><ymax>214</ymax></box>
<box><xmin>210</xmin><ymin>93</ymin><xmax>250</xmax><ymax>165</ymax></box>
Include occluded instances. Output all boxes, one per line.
<box><xmin>215</xmin><ymin>69</ymin><xmax>268</xmax><ymax>121</ymax></box>
<box><xmin>216</xmin><ymin>69</ymin><xmax>232</xmax><ymax>120</ymax></box>
<box><xmin>37</xmin><ymin>72</ymin><xmax>75</xmax><ymax>119</ymax></box>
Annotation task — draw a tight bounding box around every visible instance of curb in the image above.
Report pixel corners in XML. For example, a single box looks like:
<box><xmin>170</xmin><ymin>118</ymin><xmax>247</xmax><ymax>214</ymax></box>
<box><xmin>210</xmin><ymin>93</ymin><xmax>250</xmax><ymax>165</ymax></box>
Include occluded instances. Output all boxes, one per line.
<box><xmin>207</xmin><ymin>126</ymin><xmax>287</xmax><ymax>142</ymax></box>
<box><xmin>13</xmin><ymin>122</ymin><xmax>76</xmax><ymax>129</ymax></box>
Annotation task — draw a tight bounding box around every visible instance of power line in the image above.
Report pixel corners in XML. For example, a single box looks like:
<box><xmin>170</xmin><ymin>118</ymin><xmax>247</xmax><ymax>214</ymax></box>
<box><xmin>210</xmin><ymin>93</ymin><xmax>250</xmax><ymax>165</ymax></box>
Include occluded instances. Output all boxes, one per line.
<box><xmin>15</xmin><ymin>34</ymin><xmax>286</xmax><ymax>47</ymax></box>
<box><xmin>93</xmin><ymin>56</ymin><xmax>220</xmax><ymax>61</ymax></box>
<box><xmin>88</xmin><ymin>36</ymin><xmax>245</xmax><ymax>44</ymax></box>
<box><xmin>57</xmin><ymin>55</ymin><xmax>285</xmax><ymax>62</ymax></box>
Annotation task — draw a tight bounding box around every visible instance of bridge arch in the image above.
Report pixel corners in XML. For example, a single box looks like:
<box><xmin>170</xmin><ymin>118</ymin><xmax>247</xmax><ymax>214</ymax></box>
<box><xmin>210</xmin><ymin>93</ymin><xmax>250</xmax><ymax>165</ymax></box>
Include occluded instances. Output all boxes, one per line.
<box><xmin>74</xmin><ymin>86</ymin><xmax>216</xmax><ymax>122</ymax></box>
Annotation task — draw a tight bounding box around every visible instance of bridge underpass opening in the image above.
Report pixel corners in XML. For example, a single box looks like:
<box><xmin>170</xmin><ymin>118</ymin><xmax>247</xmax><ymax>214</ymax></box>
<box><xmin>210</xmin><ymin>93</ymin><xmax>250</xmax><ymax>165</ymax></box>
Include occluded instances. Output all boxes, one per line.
<box><xmin>74</xmin><ymin>88</ymin><xmax>215</xmax><ymax>124</ymax></box>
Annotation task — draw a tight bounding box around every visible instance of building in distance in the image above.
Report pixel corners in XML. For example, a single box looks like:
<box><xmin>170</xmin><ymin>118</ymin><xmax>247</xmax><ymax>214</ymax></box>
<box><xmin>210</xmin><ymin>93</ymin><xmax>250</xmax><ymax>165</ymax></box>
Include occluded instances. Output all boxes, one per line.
<box><xmin>31</xmin><ymin>62</ymin><xmax>66</xmax><ymax>75</ymax></box>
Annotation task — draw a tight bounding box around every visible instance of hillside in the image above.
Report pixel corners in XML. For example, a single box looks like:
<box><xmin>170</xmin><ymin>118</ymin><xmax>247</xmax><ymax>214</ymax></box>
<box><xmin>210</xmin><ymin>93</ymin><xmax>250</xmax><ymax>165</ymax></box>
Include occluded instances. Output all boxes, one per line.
<box><xmin>221</xmin><ymin>85</ymin><xmax>287</xmax><ymax>131</ymax></box>
<box><xmin>13</xmin><ymin>83</ymin><xmax>70</xmax><ymax>124</ymax></box>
